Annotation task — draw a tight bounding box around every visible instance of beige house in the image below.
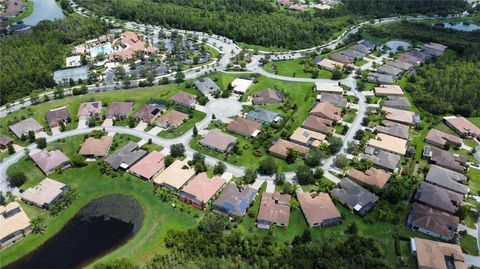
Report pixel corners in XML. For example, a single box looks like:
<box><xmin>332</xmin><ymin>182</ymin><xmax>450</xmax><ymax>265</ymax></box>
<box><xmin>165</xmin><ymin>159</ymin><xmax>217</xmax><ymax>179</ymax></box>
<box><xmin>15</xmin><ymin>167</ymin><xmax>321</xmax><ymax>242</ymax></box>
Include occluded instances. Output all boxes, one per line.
<box><xmin>290</xmin><ymin>127</ymin><xmax>326</xmax><ymax>148</ymax></box>
<box><xmin>0</xmin><ymin>202</ymin><xmax>31</xmax><ymax>249</ymax></box>
<box><xmin>368</xmin><ymin>133</ymin><xmax>407</xmax><ymax>156</ymax></box>
<box><xmin>316</xmin><ymin>58</ymin><xmax>344</xmax><ymax>71</ymax></box>
<box><xmin>153</xmin><ymin>160</ymin><xmax>196</xmax><ymax>190</ymax></box>
<box><xmin>21</xmin><ymin>178</ymin><xmax>69</xmax><ymax>209</ymax></box>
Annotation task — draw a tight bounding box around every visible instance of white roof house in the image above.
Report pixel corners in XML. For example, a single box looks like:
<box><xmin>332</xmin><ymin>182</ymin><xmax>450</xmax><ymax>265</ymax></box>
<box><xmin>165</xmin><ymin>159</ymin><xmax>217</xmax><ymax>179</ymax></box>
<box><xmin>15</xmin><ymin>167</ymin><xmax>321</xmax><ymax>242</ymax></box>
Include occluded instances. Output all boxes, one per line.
<box><xmin>21</xmin><ymin>178</ymin><xmax>69</xmax><ymax>209</ymax></box>
<box><xmin>65</xmin><ymin>55</ymin><xmax>82</xmax><ymax>68</ymax></box>
<box><xmin>231</xmin><ymin>77</ymin><xmax>254</xmax><ymax>94</ymax></box>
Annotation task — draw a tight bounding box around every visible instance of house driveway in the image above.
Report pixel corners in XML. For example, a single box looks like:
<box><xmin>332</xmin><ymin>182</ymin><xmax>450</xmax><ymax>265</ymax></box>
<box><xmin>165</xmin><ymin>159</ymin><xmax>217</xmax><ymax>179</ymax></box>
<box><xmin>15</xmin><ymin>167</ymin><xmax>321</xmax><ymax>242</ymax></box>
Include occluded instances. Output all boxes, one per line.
<box><xmin>102</xmin><ymin>118</ymin><xmax>113</xmax><ymax>127</ymax></box>
<box><xmin>147</xmin><ymin>126</ymin><xmax>163</xmax><ymax>135</ymax></box>
<box><xmin>77</xmin><ymin>119</ymin><xmax>88</xmax><ymax>129</ymax></box>
<box><xmin>134</xmin><ymin>121</ymin><xmax>148</xmax><ymax>131</ymax></box>
<box><xmin>50</xmin><ymin>127</ymin><xmax>61</xmax><ymax>135</ymax></box>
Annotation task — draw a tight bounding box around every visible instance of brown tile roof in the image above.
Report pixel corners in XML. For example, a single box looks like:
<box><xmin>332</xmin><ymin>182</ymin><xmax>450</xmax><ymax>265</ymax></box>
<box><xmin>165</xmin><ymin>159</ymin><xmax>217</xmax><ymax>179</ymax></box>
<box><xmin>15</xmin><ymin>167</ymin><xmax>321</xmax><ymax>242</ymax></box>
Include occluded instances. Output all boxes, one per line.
<box><xmin>445</xmin><ymin>116</ymin><xmax>480</xmax><ymax>137</ymax></box>
<box><xmin>134</xmin><ymin>104</ymin><xmax>163</xmax><ymax>122</ymax></box>
<box><xmin>383</xmin><ymin>107</ymin><xmax>415</xmax><ymax>125</ymax></box>
<box><xmin>30</xmin><ymin>150</ymin><xmax>70</xmax><ymax>174</ymax></box>
<box><xmin>45</xmin><ymin>107</ymin><xmax>71</xmax><ymax>128</ymax></box>
<box><xmin>252</xmin><ymin>88</ymin><xmax>284</xmax><ymax>105</ymax></box>
<box><xmin>302</xmin><ymin>115</ymin><xmax>334</xmax><ymax>134</ymax></box>
<box><xmin>409</xmin><ymin>203</ymin><xmax>459</xmax><ymax>240</ymax></box>
<box><xmin>297</xmin><ymin>192</ymin><xmax>341</xmax><ymax>227</ymax></box>
<box><xmin>129</xmin><ymin>151</ymin><xmax>165</xmax><ymax>180</ymax></box>
<box><xmin>181</xmin><ymin>172</ymin><xmax>225</xmax><ymax>205</ymax></box>
<box><xmin>414</xmin><ymin>237</ymin><xmax>466</xmax><ymax>269</ymax></box>
<box><xmin>257</xmin><ymin>192</ymin><xmax>291</xmax><ymax>227</ymax></box>
<box><xmin>156</xmin><ymin>110</ymin><xmax>189</xmax><ymax>128</ymax></box>
<box><xmin>169</xmin><ymin>91</ymin><xmax>197</xmax><ymax>107</ymax></box>
<box><xmin>78</xmin><ymin>101</ymin><xmax>102</xmax><ymax>117</ymax></box>
<box><xmin>310</xmin><ymin>102</ymin><xmax>342</xmax><ymax>121</ymax></box>
<box><xmin>347</xmin><ymin>167</ymin><xmax>391</xmax><ymax>189</ymax></box>
<box><xmin>425</xmin><ymin>129</ymin><xmax>463</xmax><ymax>148</ymax></box>
<box><xmin>106</xmin><ymin>102</ymin><xmax>134</xmax><ymax>119</ymax></box>
<box><xmin>0</xmin><ymin>135</ymin><xmax>13</xmax><ymax>147</ymax></box>
<box><xmin>415</xmin><ymin>182</ymin><xmax>463</xmax><ymax>214</ymax></box>
<box><xmin>373</xmin><ymin>85</ymin><xmax>404</xmax><ymax>96</ymax></box>
<box><xmin>226</xmin><ymin>117</ymin><xmax>262</xmax><ymax>137</ymax></box>
<box><xmin>79</xmin><ymin>136</ymin><xmax>113</xmax><ymax>158</ymax></box>
<box><xmin>9</xmin><ymin>118</ymin><xmax>44</xmax><ymax>139</ymax></box>
<box><xmin>430</xmin><ymin>146</ymin><xmax>467</xmax><ymax>173</ymax></box>
<box><xmin>199</xmin><ymin>129</ymin><xmax>237</xmax><ymax>153</ymax></box>
<box><xmin>269</xmin><ymin>139</ymin><xmax>309</xmax><ymax>159</ymax></box>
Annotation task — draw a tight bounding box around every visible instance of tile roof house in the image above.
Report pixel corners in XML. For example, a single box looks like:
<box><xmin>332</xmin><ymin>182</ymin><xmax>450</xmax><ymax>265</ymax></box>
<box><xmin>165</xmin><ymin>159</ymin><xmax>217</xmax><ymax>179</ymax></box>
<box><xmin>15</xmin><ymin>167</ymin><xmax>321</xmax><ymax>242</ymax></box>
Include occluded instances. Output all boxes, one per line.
<box><xmin>179</xmin><ymin>172</ymin><xmax>226</xmax><ymax>209</ymax></box>
<box><xmin>226</xmin><ymin>117</ymin><xmax>262</xmax><ymax>137</ymax></box>
<box><xmin>316</xmin><ymin>58</ymin><xmax>344</xmax><ymax>71</ymax></box>
<box><xmin>155</xmin><ymin>110</ymin><xmax>189</xmax><ymax>129</ymax></box>
<box><xmin>444</xmin><ymin>116</ymin><xmax>480</xmax><ymax>138</ymax></box>
<box><xmin>425</xmin><ymin>165</ymin><xmax>469</xmax><ymax>195</ymax></box>
<box><xmin>319</xmin><ymin>93</ymin><xmax>348</xmax><ymax>107</ymax></box>
<box><xmin>350</xmin><ymin>44</ymin><xmax>371</xmax><ymax>54</ymax></box>
<box><xmin>425</xmin><ymin>129</ymin><xmax>463</xmax><ymax>149</ymax></box>
<box><xmin>407</xmin><ymin>202</ymin><xmax>459</xmax><ymax>241</ymax></box>
<box><xmin>199</xmin><ymin>129</ymin><xmax>237</xmax><ymax>153</ymax></box>
<box><xmin>342</xmin><ymin>49</ymin><xmax>366</xmax><ymax>60</ymax></box>
<box><xmin>331</xmin><ymin>178</ymin><xmax>379</xmax><ymax>216</ymax></box>
<box><xmin>30</xmin><ymin>150</ymin><xmax>71</xmax><ymax>175</ymax></box>
<box><xmin>411</xmin><ymin>237</ymin><xmax>466</xmax><ymax>269</ymax></box>
<box><xmin>423</xmin><ymin>146</ymin><xmax>467</xmax><ymax>173</ymax></box>
<box><xmin>375</xmin><ymin>120</ymin><xmax>409</xmax><ymax>140</ymax></box>
<box><xmin>310</xmin><ymin>102</ymin><xmax>342</xmax><ymax>122</ymax></box>
<box><xmin>134</xmin><ymin>103</ymin><xmax>165</xmax><ymax>123</ymax></box>
<box><xmin>346</xmin><ymin>167</ymin><xmax>391</xmax><ymax>189</ymax></box>
<box><xmin>169</xmin><ymin>91</ymin><xmax>197</xmax><ymax>108</ymax></box>
<box><xmin>104</xmin><ymin>142</ymin><xmax>147</xmax><ymax>170</ymax></box>
<box><xmin>9</xmin><ymin>118</ymin><xmax>44</xmax><ymax>139</ymax></box>
<box><xmin>78</xmin><ymin>101</ymin><xmax>102</xmax><ymax>118</ymax></box>
<box><xmin>374</xmin><ymin>85</ymin><xmax>404</xmax><ymax>96</ymax></box>
<box><xmin>231</xmin><ymin>77</ymin><xmax>254</xmax><ymax>94</ymax></box>
<box><xmin>257</xmin><ymin>192</ymin><xmax>291</xmax><ymax>229</ymax></box>
<box><xmin>382</xmin><ymin>96</ymin><xmax>411</xmax><ymax>110</ymax></box>
<box><xmin>367</xmin><ymin>72</ymin><xmax>395</xmax><ymax>85</ymax></box>
<box><xmin>377</xmin><ymin>65</ymin><xmax>403</xmax><ymax>78</ymax></box>
<box><xmin>362</xmin><ymin>146</ymin><xmax>401</xmax><ymax>172</ymax></box>
<box><xmin>252</xmin><ymin>88</ymin><xmax>284</xmax><ymax>105</ymax></box>
<box><xmin>357</xmin><ymin>39</ymin><xmax>376</xmax><ymax>50</ymax></box>
<box><xmin>106</xmin><ymin>101</ymin><xmax>134</xmax><ymax>119</ymax></box>
<box><xmin>368</xmin><ymin>133</ymin><xmax>407</xmax><ymax>156</ymax></box>
<box><xmin>153</xmin><ymin>159</ymin><xmax>195</xmax><ymax>190</ymax></box>
<box><xmin>0</xmin><ymin>135</ymin><xmax>13</xmax><ymax>150</ymax></box>
<box><xmin>246</xmin><ymin>108</ymin><xmax>283</xmax><ymax>125</ymax></box>
<box><xmin>329</xmin><ymin>52</ymin><xmax>353</xmax><ymax>65</ymax></box>
<box><xmin>0</xmin><ymin>202</ymin><xmax>31</xmax><ymax>248</ymax></box>
<box><xmin>313</xmin><ymin>82</ymin><xmax>343</xmax><ymax>94</ymax></box>
<box><xmin>386</xmin><ymin>59</ymin><xmax>414</xmax><ymax>71</ymax></box>
<box><xmin>414</xmin><ymin>182</ymin><xmax>463</xmax><ymax>214</ymax></box>
<box><xmin>79</xmin><ymin>136</ymin><xmax>113</xmax><ymax>159</ymax></box>
<box><xmin>383</xmin><ymin>107</ymin><xmax>418</xmax><ymax>126</ymax></box>
<box><xmin>269</xmin><ymin>139</ymin><xmax>309</xmax><ymax>159</ymax></box>
<box><xmin>21</xmin><ymin>178</ymin><xmax>69</xmax><ymax>209</ymax></box>
<box><xmin>297</xmin><ymin>192</ymin><xmax>341</xmax><ymax>228</ymax></box>
<box><xmin>45</xmin><ymin>107</ymin><xmax>71</xmax><ymax>128</ymax></box>
<box><xmin>423</xmin><ymin>42</ymin><xmax>448</xmax><ymax>57</ymax></box>
<box><xmin>289</xmin><ymin>127</ymin><xmax>326</xmax><ymax>148</ymax></box>
<box><xmin>129</xmin><ymin>151</ymin><xmax>165</xmax><ymax>180</ymax></box>
<box><xmin>194</xmin><ymin>78</ymin><xmax>220</xmax><ymax>95</ymax></box>
<box><xmin>302</xmin><ymin>115</ymin><xmax>334</xmax><ymax>134</ymax></box>
<box><xmin>212</xmin><ymin>183</ymin><xmax>257</xmax><ymax>217</ymax></box>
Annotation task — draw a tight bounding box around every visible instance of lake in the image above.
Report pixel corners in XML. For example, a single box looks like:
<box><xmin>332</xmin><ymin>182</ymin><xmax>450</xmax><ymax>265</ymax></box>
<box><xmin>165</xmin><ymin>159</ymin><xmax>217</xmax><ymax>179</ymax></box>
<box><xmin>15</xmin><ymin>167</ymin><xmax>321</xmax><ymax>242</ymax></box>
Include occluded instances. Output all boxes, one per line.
<box><xmin>5</xmin><ymin>194</ymin><xmax>144</xmax><ymax>269</ymax></box>
<box><xmin>433</xmin><ymin>22</ymin><xmax>480</xmax><ymax>32</ymax></box>
<box><xmin>23</xmin><ymin>0</ymin><xmax>65</xmax><ymax>26</ymax></box>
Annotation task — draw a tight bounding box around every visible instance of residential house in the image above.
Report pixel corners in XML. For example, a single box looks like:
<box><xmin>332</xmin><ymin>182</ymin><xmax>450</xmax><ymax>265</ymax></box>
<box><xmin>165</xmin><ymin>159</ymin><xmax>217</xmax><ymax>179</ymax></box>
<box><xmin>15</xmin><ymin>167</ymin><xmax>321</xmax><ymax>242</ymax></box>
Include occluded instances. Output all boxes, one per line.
<box><xmin>269</xmin><ymin>139</ymin><xmax>309</xmax><ymax>159</ymax></box>
<box><xmin>79</xmin><ymin>136</ymin><xmax>113</xmax><ymax>159</ymax></box>
<box><xmin>78</xmin><ymin>101</ymin><xmax>102</xmax><ymax>118</ymax></box>
<box><xmin>377</xmin><ymin>65</ymin><xmax>403</xmax><ymax>78</ymax></box>
<box><xmin>169</xmin><ymin>91</ymin><xmax>197</xmax><ymax>108</ymax></box>
<box><xmin>382</xmin><ymin>96</ymin><xmax>411</xmax><ymax>110</ymax></box>
<box><xmin>362</xmin><ymin>146</ymin><xmax>401</xmax><ymax>172</ymax></box>
<box><xmin>411</xmin><ymin>237</ymin><xmax>465</xmax><ymax>269</ymax></box>
<box><xmin>297</xmin><ymin>192</ymin><xmax>342</xmax><ymax>228</ymax></box>
<box><xmin>374</xmin><ymin>85</ymin><xmax>404</xmax><ymax>96</ymax></box>
<box><xmin>423</xmin><ymin>146</ymin><xmax>467</xmax><ymax>173</ymax></box>
<box><xmin>320</xmin><ymin>93</ymin><xmax>347</xmax><ymax>107</ymax></box>
<box><xmin>30</xmin><ymin>150</ymin><xmax>71</xmax><ymax>175</ymax></box>
<box><xmin>289</xmin><ymin>127</ymin><xmax>326</xmax><ymax>148</ymax></box>
<box><xmin>350</xmin><ymin>44</ymin><xmax>371</xmax><ymax>54</ymax></box>
<box><xmin>153</xmin><ymin>159</ymin><xmax>195</xmax><ymax>190</ymax></box>
<box><xmin>399</xmin><ymin>53</ymin><xmax>422</xmax><ymax>66</ymax></box>
<box><xmin>368</xmin><ymin>133</ymin><xmax>407</xmax><ymax>156</ymax></box>
<box><xmin>367</xmin><ymin>72</ymin><xmax>395</xmax><ymax>84</ymax></box>
<box><xmin>179</xmin><ymin>172</ymin><xmax>226</xmax><ymax>209</ymax></box>
<box><xmin>212</xmin><ymin>183</ymin><xmax>257</xmax><ymax>217</ymax></box>
<box><xmin>252</xmin><ymin>88</ymin><xmax>284</xmax><ymax>105</ymax></box>
<box><xmin>0</xmin><ymin>202</ymin><xmax>31</xmax><ymax>249</ymax></box>
<box><xmin>231</xmin><ymin>77</ymin><xmax>254</xmax><ymax>94</ymax></box>
<box><xmin>104</xmin><ymin>142</ymin><xmax>147</xmax><ymax>170</ymax></box>
<box><xmin>0</xmin><ymin>135</ymin><xmax>13</xmax><ymax>151</ymax></box>
<box><xmin>246</xmin><ymin>108</ymin><xmax>283</xmax><ymax>125</ymax></box>
<box><xmin>199</xmin><ymin>129</ymin><xmax>237</xmax><ymax>153</ymax></box>
<box><xmin>357</xmin><ymin>39</ymin><xmax>376</xmax><ymax>51</ymax></box>
<box><xmin>414</xmin><ymin>182</ymin><xmax>462</xmax><ymax>214</ymax></box>
<box><xmin>288</xmin><ymin>4</ymin><xmax>307</xmax><ymax>11</ymax></box>
<box><xmin>407</xmin><ymin>203</ymin><xmax>459</xmax><ymax>241</ymax></box>
<box><xmin>342</xmin><ymin>49</ymin><xmax>365</xmax><ymax>60</ymax></box>
<box><xmin>444</xmin><ymin>116</ymin><xmax>480</xmax><ymax>138</ymax></box>
<box><xmin>346</xmin><ymin>167</ymin><xmax>391</xmax><ymax>189</ymax></box>
<box><xmin>21</xmin><ymin>178</ymin><xmax>69</xmax><ymax>209</ymax></box>
<box><xmin>257</xmin><ymin>192</ymin><xmax>291</xmax><ymax>229</ymax></box>
<box><xmin>106</xmin><ymin>101</ymin><xmax>134</xmax><ymax>119</ymax></box>
<box><xmin>134</xmin><ymin>103</ymin><xmax>165</xmax><ymax>123</ymax></box>
<box><xmin>423</xmin><ymin>42</ymin><xmax>448</xmax><ymax>57</ymax></box>
<box><xmin>375</xmin><ymin>120</ymin><xmax>409</xmax><ymax>140</ymax></box>
<box><xmin>309</xmin><ymin>102</ymin><xmax>342</xmax><ymax>122</ymax></box>
<box><xmin>313</xmin><ymin>82</ymin><xmax>343</xmax><ymax>94</ymax></box>
<box><xmin>425</xmin><ymin>129</ymin><xmax>463</xmax><ymax>149</ymax></box>
<box><xmin>226</xmin><ymin>117</ymin><xmax>262</xmax><ymax>137</ymax></box>
<box><xmin>45</xmin><ymin>107</ymin><xmax>71</xmax><ymax>128</ymax></box>
<box><xmin>330</xmin><ymin>52</ymin><xmax>353</xmax><ymax>65</ymax></box>
<box><xmin>425</xmin><ymin>165</ymin><xmax>469</xmax><ymax>196</ymax></box>
<box><xmin>302</xmin><ymin>115</ymin><xmax>334</xmax><ymax>134</ymax></box>
<box><xmin>194</xmin><ymin>78</ymin><xmax>220</xmax><ymax>95</ymax></box>
<box><xmin>331</xmin><ymin>178</ymin><xmax>379</xmax><ymax>216</ymax></box>
<box><xmin>383</xmin><ymin>107</ymin><xmax>418</xmax><ymax>126</ymax></box>
<box><xmin>155</xmin><ymin>110</ymin><xmax>189</xmax><ymax>129</ymax></box>
<box><xmin>9</xmin><ymin>118</ymin><xmax>44</xmax><ymax>139</ymax></box>
<box><xmin>386</xmin><ymin>60</ymin><xmax>413</xmax><ymax>72</ymax></box>
<box><xmin>316</xmin><ymin>58</ymin><xmax>344</xmax><ymax>71</ymax></box>
<box><xmin>129</xmin><ymin>151</ymin><xmax>165</xmax><ymax>180</ymax></box>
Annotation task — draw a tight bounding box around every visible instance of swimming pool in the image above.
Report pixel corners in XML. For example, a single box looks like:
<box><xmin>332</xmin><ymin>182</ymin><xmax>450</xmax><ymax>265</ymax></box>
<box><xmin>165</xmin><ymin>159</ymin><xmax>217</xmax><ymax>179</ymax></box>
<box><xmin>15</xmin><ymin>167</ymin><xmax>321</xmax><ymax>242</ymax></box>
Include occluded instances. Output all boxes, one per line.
<box><xmin>90</xmin><ymin>46</ymin><xmax>113</xmax><ymax>57</ymax></box>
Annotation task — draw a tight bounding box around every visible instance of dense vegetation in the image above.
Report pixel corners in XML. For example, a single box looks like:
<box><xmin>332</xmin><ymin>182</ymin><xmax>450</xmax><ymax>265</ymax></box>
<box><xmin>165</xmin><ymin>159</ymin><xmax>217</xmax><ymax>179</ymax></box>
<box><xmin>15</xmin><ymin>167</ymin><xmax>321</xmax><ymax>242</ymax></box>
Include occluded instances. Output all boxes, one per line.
<box><xmin>0</xmin><ymin>17</ymin><xmax>108</xmax><ymax>105</ymax></box>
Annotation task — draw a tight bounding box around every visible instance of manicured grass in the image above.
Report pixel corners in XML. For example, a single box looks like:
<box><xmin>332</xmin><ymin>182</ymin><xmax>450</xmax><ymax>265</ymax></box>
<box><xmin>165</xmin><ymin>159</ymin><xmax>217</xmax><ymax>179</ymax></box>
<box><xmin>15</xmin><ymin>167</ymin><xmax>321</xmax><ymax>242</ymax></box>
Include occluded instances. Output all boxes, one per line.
<box><xmin>140</xmin><ymin>143</ymin><xmax>164</xmax><ymax>152</ymax></box>
<box><xmin>468</xmin><ymin>168</ymin><xmax>480</xmax><ymax>194</ymax></box>
<box><xmin>464</xmin><ymin>139</ymin><xmax>479</xmax><ymax>148</ymax></box>
<box><xmin>460</xmin><ymin>234</ymin><xmax>479</xmax><ymax>256</ymax></box>
<box><xmin>157</xmin><ymin>110</ymin><xmax>206</xmax><ymax>139</ymax></box>
<box><xmin>263</xmin><ymin>58</ymin><xmax>333</xmax><ymax>79</ymax></box>
<box><xmin>433</xmin><ymin>121</ymin><xmax>458</xmax><ymax>135</ymax></box>
<box><xmin>237</xmin><ymin>42</ymin><xmax>288</xmax><ymax>52</ymax></box>
<box><xmin>110</xmin><ymin>133</ymin><xmax>141</xmax><ymax>152</ymax></box>
<box><xmin>47</xmin><ymin>134</ymin><xmax>85</xmax><ymax>158</ymax></box>
<box><xmin>469</xmin><ymin>117</ymin><xmax>480</xmax><ymax>128</ymax></box>
<box><xmin>354</xmin><ymin>59</ymin><xmax>368</xmax><ymax>67</ymax></box>
<box><xmin>6</xmin><ymin>156</ymin><xmax>45</xmax><ymax>190</ymax></box>
<box><xmin>343</xmin><ymin>109</ymin><xmax>357</xmax><ymax>123</ymax></box>
<box><xmin>464</xmin><ymin>210</ymin><xmax>478</xmax><ymax>230</ymax></box>
<box><xmin>335</xmin><ymin>123</ymin><xmax>349</xmax><ymax>135</ymax></box>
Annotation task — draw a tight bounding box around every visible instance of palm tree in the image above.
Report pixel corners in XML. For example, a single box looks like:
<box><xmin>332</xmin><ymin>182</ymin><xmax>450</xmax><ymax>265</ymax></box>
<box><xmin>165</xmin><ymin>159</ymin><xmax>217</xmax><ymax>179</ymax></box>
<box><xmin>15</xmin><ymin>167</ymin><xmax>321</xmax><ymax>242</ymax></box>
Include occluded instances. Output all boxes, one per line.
<box><xmin>31</xmin><ymin>216</ymin><xmax>46</xmax><ymax>234</ymax></box>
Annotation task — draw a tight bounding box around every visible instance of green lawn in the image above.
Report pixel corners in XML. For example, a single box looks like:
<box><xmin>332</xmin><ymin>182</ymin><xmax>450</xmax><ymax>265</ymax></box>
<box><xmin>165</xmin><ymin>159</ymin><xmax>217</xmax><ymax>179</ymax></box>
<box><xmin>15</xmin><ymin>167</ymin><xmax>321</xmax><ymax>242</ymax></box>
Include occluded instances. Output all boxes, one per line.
<box><xmin>468</xmin><ymin>117</ymin><xmax>480</xmax><ymax>128</ymax></box>
<box><xmin>460</xmin><ymin>234</ymin><xmax>479</xmax><ymax>256</ymax></box>
<box><xmin>6</xmin><ymin>156</ymin><xmax>45</xmax><ymax>190</ymax></box>
<box><xmin>354</xmin><ymin>59</ymin><xmax>368</xmax><ymax>67</ymax></box>
<box><xmin>464</xmin><ymin>210</ymin><xmax>478</xmax><ymax>230</ymax></box>
<box><xmin>343</xmin><ymin>109</ymin><xmax>357</xmax><ymax>123</ymax></box>
<box><xmin>157</xmin><ymin>110</ymin><xmax>206</xmax><ymax>139</ymax></box>
<box><xmin>433</xmin><ymin>121</ymin><xmax>458</xmax><ymax>135</ymax></box>
<box><xmin>464</xmin><ymin>139</ymin><xmax>479</xmax><ymax>148</ymax></box>
<box><xmin>263</xmin><ymin>58</ymin><xmax>333</xmax><ymax>79</ymax></box>
<box><xmin>237</xmin><ymin>42</ymin><xmax>288</xmax><ymax>52</ymax></box>
<box><xmin>468</xmin><ymin>168</ymin><xmax>480</xmax><ymax>194</ymax></box>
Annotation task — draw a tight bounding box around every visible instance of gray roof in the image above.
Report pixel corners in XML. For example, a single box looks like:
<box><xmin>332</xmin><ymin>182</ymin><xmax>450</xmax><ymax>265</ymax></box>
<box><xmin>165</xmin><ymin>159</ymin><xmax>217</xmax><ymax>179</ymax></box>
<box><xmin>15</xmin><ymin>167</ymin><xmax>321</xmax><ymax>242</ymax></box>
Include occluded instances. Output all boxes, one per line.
<box><xmin>383</xmin><ymin>96</ymin><xmax>411</xmax><ymax>110</ymax></box>
<box><xmin>350</xmin><ymin>44</ymin><xmax>371</xmax><ymax>54</ymax></box>
<box><xmin>0</xmin><ymin>135</ymin><xmax>13</xmax><ymax>146</ymax></box>
<box><xmin>386</xmin><ymin>59</ymin><xmax>413</xmax><ymax>71</ymax></box>
<box><xmin>429</xmin><ymin>146</ymin><xmax>467</xmax><ymax>173</ymax></box>
<box><xmin>246</xmin><ymin>108</ymin><xmax>282</xmax><ymax>125</ymax></box>
<box><xmin>331</xmin><ymin>178</ymin><xmax>378</xmax><ymax>216</ymax></box>
<box><xmin>213</xmin><ymin>183</ymin><xmax>257</xmax><ymax>217</ymax></box>
<box><xmin>415</xmin><ymin>182</ymin><xmax>462</xmax><ymax>214</ymax></box>
<box><xmin>194</xmin><ymin>78</ymin><xmax>220</xmax><ymax>94</ymax></box>
<box><xmin>104</xmin><ymin>142</ymin><xmax>147</xmax><ymax>170</ymax></box>
<box><xmin>320</xmin><ymin>93</ymin><xmax>347</xmax><ymax>107</ymax></box>
<box><xmin>358</xmin><ymin>39</ymin><xmax>376</xmax><ymax>50</ymax></box>
<box><xmin>342</xmin><ymin>49</ymin><xmax>366</xmax><ymax>60</ymax></box>
<box><xmin>9</xmin><ymin>118</ymin><xmax>43</xmax><ymax>139</ymax></box>
<box><xmin>425</xmin><ymin>165</ymin><xmax>469</xmax><ymax>195</ymax></box>
<box><xmin>362</xmin><ymin>146</ymin><xmax>401</xmax><ymax>171</ymax></box>
<box><xmin>368</xmin><ymin>72</ymin><xmax>396</xmax><ymax>84</ymax></box>
<box><xmin>377</xmin><ymin>65</ymin><xmax>403</xmax><ymax>77</ymax></box>
<box><xmin>45</xmin><ymin>107</ymin><xmax>71</xmax><ymax>128</ymax></box>
<box><xmin>375</xmin><ymin>120</ymin><xmax>409</xmax><ymax>139</ymax></box>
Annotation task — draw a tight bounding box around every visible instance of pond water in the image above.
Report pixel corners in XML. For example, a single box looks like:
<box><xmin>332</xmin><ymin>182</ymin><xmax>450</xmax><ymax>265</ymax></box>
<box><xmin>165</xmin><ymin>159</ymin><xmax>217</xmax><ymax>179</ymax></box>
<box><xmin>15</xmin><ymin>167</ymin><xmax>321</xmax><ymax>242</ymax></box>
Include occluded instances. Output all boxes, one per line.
<box><xmin>433</xmin><ymin>22</ymin><xmax>480</xmax><ymax>32</ymax></box>
<box><xmin>23</xmin><ymin>0</ymin><xmax>65</xmax><ymax>26</ymax></box>
<box><xmin>6</xmin><ymin>194</ymin><xmax>144</xmax><ymax>269</ymax></box>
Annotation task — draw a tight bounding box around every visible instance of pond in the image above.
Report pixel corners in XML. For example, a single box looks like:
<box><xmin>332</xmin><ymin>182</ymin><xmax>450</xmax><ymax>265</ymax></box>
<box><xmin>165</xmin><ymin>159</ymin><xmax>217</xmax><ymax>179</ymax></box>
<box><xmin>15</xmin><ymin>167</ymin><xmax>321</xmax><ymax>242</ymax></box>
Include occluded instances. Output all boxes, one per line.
<box><xmin>6</xmin><ymin>194</ymin><xmax>144</xmax><ymax>269</ymax></box>
<box><xmin>433</xmin><ymin>22</ymin><xmax>480</xmax><ymax>32</ymax></box>
<box><xmin>23</xmin><ymin>0</ymin><xmax>65</xmax><ymax>26</ymax></box>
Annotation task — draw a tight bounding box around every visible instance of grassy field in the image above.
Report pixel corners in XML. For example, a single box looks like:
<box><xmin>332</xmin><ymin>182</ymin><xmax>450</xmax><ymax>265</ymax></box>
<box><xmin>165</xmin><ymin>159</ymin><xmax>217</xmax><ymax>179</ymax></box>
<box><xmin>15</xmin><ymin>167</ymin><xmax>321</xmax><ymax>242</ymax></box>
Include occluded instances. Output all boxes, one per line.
<box><xmin>460</xmin><ymin>234</ymin><xmax>479</xmax><ymax>256</ymax></box>
<box><xmin>468</xmin><ymin>168</ymin><xmax>480</xmax><ymax>194</ymax></box>
<box><xmin>263</xmin><ymin>58</ymin><xmax>333</xmax><ymax>79</ymax></box>
<box><xmin>343</xmin><ymin>109</ymin><xmax>357</xmax><ymax>123</ymax></box>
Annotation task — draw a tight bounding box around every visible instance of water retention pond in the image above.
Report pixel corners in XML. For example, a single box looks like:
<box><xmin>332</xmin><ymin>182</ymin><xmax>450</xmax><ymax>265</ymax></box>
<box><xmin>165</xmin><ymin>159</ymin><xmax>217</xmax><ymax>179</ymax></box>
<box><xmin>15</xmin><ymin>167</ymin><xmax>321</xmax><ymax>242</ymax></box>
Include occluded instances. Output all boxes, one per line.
<box><xmin>6</xmin><ymin>194</ymin><xmax>144</xmax><ymax>269</ymax></box>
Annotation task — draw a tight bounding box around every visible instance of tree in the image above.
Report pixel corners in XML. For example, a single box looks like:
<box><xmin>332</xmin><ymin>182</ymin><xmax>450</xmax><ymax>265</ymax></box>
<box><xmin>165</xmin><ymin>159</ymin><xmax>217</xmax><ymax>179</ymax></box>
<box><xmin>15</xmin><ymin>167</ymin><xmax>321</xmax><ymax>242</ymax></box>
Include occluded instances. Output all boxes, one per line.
<box><xmin>347</xmin><ymin>141</ymin><xmax>359</xmax><ymax>154</ymax></box>
<box><xmin>175</xmin><ymin>70</ymin><xmax>185</xmax><ymax>84</ymax></box>
<box><xmin>71</xmin><ymin>154</ymin><xmax>87</xmax><ymax>167</ymax></box>
<box><xmin>28</xmin><ymin>130</ymin><xmax>36</xmax><ymax>142</ymax></box>
<box><xmin>7</xmin><ymin>143</ymin><xmax>15</xmax><ymax>155</ymax></box>
<box><xmin>304</xmin><ymin>148</ymin><xmax>327</xmax><ymax>167</ymax></box>
<box><xmin>282</xmin><ymin>181</ymin><xmax>296</xmax><ymax>195</ymax></box>
<box><xmin>285</xmin><ymin>148</ymin><xmax>298</xmax><ymax>164</ymax></box>
<box><xmin>213</xmin><ymin>161</ymin><xmax>226</xmax><ymax>175</ymax></box>
<box><xmin>334</xmin><ymin>154</ymin><xmax>349</xmax><ymax>169</ymax></box>
<box><xmin>275</xmin><ymin>172</ymin><xmax>286</xmax><ymax>185</ymax></box>
<box><xmin>36</xmin><ymin>137</ymin><xmax>47</xmax><ymax>149</ymax></box>
<box><xmin>192</xmin><ymin>152</ymin><xmax>205</xmax><ymax>165</ymax></box>
<box><xmin>243</xmin><ymin>168</ymin><xmax>257</xmax><ymax>184</ymax></box>
<box><xmin>327</xmin><ymin>136</ymin><xmax>343</xmax><ymax>154</ymax></box>
<box><xmin>192</xmin><ymin>125</ymin><xmax>198</xmax><ymax>137</ymax></box>
<box><xmin>170</xmin><ymin>144</ymin><xmax>185</xmax><ymax>158</ymax></box>
<box><xmin>331</xmin><ymin>68</ymin><xmax>343</xmax><ymax>80</ymax></box>
<box><xmin>30</xmin><ymin>92</ymin><xmax>40</xmax><ymax>104</ymax></box>
<box><xmin>257</xmin><ymin>157</ymin><xmax>278</xmax><ymax>175</ymax></box>
<box><xmin>353</xmin><ymin>159</ymin><xmax>373</xmax><ymax>172</ymax></box>
<box><xmin>31</xmin><ymin>216</ymin><xmax>47</xmax><ymax>234</ymax></box>
<box><xmin>313</xmin><ymin>167</ymin><xmax>324</xmax><ymax>179</ymax></box>
<box><xmin>347</xmin><ymin>222</ymin><xmax>358</xmax><ymax>235</ymax></box>
<box><xmin>53</xmin><ymin>86</ymin><xmax>65</xmax><ymax>99</ymax></box>
<box><xmin>296</xmin><ymin>165</ymin><xmax>313</xmax><ymax>185</ymax></box>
